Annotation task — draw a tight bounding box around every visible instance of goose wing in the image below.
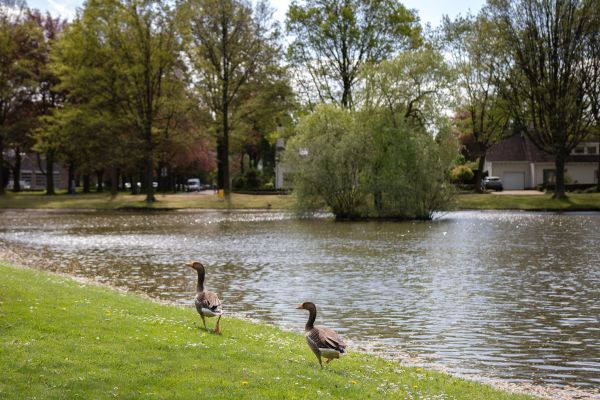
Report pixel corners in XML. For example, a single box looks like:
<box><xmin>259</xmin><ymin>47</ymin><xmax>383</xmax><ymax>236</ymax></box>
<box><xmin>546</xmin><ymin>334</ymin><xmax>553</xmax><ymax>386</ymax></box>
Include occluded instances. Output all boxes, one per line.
<box><xmin>195</xmin><ymin>290</ymin><xmax>222</xmax><ymax>311</ymax></box>
<box><xmin>308</xmin><ymin>327</ymin><xmax>347</xmax><ymax>353</ymax></box>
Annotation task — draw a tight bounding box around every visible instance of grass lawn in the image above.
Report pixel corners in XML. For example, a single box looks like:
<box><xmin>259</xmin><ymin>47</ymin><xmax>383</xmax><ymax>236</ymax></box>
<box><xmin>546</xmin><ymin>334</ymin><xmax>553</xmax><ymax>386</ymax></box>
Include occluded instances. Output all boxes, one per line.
<box><xmin>456</xmin><ymin>192</ymin><xmax>600</xmax><ymax>211</ymax></box>
<box><xmin>0</xmin><ymin>191</ymin><xmax>295</xmax><ymax>210</ymax></box>
<box><xmin>2</xmin><ymin>190</ymin><xmax>599</xmax><ymax>212</ymax></box>
<box><xmin>0</xmin><ymin>262</ymin><xmax>538</xmax><ymax>400</ymax></box>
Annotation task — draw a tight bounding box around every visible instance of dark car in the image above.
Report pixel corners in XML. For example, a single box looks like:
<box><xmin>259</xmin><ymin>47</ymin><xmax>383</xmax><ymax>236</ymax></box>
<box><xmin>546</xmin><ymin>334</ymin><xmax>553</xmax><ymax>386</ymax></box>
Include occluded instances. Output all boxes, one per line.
<box><xmin>482</xmin><ymin>176</ymin><xmax>503</xmax><ymax>191</ymax></box>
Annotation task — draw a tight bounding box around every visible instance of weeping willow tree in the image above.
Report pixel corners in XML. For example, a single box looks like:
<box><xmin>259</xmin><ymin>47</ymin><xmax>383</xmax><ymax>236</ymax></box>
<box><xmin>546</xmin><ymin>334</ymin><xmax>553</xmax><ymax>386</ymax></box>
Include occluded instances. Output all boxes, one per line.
<box><xmin>286</xmin><ymin>104</ymin><xmax>455</xmax><ymax>220</ymax></box>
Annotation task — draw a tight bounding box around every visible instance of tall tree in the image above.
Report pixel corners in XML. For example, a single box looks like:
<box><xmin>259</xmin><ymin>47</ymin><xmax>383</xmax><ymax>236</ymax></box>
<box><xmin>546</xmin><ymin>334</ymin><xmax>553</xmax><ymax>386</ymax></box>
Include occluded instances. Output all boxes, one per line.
<box><xmin>490</xmin><ymin>0</ymin><xmax>596</xmax><ymax>198</ymax></box>
<box><xmin>44</xmin><ymin>0</ymin><xmax>141</xmax><ymax>196</ymax></box>
<box><xmin>28</xmin><ymin>9</ymin><xmax>67</xmax><ymax>195</ymax></box>
<box><xmin>185</xmin><ymin>0</ymin><xmax>281</xmax><ymax>197</ymax></box>
<box><xmin>361</xmin><ymin>46</ymin><xmax>451</xmax><ymax>130</ymax></box>
<box><xmin>0</xmin><ymin>3</ymin><xmax>41</xmax><ymax>195</ymax></box>
<box><xmin>584</xmin><ymin>7</ymin><xmax>600</xmax><ymax>191</ymax></box>
<box><xmin>110</xmin><ymin>0</ymin><xmax>181</xmax><ymax>203</ymax></box>
<box><xmin>444</xmin><ymin>13</ymin><xmax>510</xmax><ymax>192</ymax></box>
<box><xmin>286</xmin><ymin>0</ymin><xmax>421</xmax><ymax>109</ymax></box>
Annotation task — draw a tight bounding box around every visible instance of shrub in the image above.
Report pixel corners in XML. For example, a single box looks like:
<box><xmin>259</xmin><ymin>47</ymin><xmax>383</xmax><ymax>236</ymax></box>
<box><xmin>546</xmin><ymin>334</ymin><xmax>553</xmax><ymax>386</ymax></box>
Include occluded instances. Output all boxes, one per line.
<box><xmin>450</xmin><ymin>165</ymin><xmax>474</xmax><ymax>184</ymax></box>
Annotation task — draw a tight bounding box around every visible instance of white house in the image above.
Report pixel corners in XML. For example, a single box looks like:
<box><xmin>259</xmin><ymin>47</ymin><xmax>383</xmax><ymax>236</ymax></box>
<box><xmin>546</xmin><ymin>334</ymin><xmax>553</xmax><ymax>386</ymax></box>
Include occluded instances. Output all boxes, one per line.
<box><xmin>484</xmin><ymin>134</ymin><xmax>599</xmax><ymax>190</ymax></box>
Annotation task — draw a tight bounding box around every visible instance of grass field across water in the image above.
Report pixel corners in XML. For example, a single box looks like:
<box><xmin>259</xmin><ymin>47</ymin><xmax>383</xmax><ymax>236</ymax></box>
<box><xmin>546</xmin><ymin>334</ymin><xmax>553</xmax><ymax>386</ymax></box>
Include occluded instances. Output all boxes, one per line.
<box><xmin>0</xmin><ymin>262</ymin><xmax>539</xmax><ymax>399</ymax></box>
<box><xmin>1</xmin><ymin>190</ymin><xmax>600</xmax><ymax>212</ymax></box>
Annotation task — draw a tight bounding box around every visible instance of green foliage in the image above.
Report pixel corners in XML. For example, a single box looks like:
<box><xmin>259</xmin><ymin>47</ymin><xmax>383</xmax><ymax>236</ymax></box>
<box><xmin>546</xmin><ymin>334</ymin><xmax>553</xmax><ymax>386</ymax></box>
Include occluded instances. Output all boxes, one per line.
<box><xmin>450</xmin><ymin>165</ymin><xmax>474</xmax><ymax>184</ymax></box>
<box><xmin>361</xmin><ymin>46</ymin><xmax>452</xmax><ymax>131</ymax></box>
<box><xmin>184</xmin><ymin>0</ymin><xmax>289</xmax><ymax>195</ymax></box>
<box><xmin>286</xmin><ymin>0</ymin><xmax>422</xmax><ymax>108</ymax></box>
<box><xmin>0</xmin><ymin>6</ymin><xmax>45</xmax><ymax>194</ymax></box>
<box><xmin>488</xmin><ymin>0</ymin><xmax>597</xmax><ymax>199</ymax></box>
<box><xmin>286</xmin><ymin>105</ymin><xmax>367</xmax><ymax>218</ymax></box>
<box><xmin>362</xmin><ymin>111</ymin><xmax>456</xmax><ymax>219</ymax></box>
<box><xmin>0</xmin><ymin>263</ymin><xmax>538</xmax><ymax>400</ymax></box>
<box><xmin>286</xmin><ymin>105</ymin><xmax>455</xmax><ymax>220</ymax></box>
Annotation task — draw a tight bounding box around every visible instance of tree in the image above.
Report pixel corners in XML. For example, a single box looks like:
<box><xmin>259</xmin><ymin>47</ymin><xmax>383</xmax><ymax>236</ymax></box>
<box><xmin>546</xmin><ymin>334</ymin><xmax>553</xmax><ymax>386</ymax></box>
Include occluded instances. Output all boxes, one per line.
<box><xmin>34</xmin><ymin>0</ymin><xmax>183</xmax><ymax>201</ymax></box>
<box><xmin>286</xmin><ymin>104</ymin><xmax>455</xmax><ymax>220</ymax></box>
<box><xmin>584</xmin><ymin>8</ymin><xmax>600</xmax><ymax>191</ymax></box>
<box><xmin>185</xmin><ymin>0</ymin><xmax>282</xmax><ymax>197</ymax></box>
<box><xmin>444</xmin><ymin>13</ymin><xmax>510</xmax><ymax>192</ymax></box>
<box><xmin>26</xmin><ymin>9</ymin><xmax>67</xmax><ymax>195</ymax></box>
<box><xmin>286</xmin><ymin>0</ymin><xmax>421</xmax><ymax>109</ymax></box>
<box><xmin>490</xmin><ymin>0</ymin><xmax>597</xmax><ymax>199</ymax></box>
<box><xmin>114</xmin><ymin>0</ymin><xmax>181</xmax><ymax>203</ymax></box>
<box><xmin>285</xmin><ymin>105</ymin><xmax>368</xmax><ymax>218</ymax></box>
<box><xmin>230</xmin><ymin>62</ymin><xmax>295</xmax><ymax>185</ymax></box>
<box><xmin>0</xmin><ymin>3</ymin><xmax>42</xmax><ymax>195</ymax></box>
<box><xmin>360</xmin><ymin>46</ymin><xmax>451</xmax><ymax>130</ymax></box>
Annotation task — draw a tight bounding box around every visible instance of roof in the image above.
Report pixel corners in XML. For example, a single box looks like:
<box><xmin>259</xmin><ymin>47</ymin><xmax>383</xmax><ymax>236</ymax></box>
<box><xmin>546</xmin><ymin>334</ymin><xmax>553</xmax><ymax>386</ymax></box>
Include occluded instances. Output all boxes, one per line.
<box><xmin>487</xmin><ymin>134</ymin><xmax>600</xmax><ymax>163</ymax></box>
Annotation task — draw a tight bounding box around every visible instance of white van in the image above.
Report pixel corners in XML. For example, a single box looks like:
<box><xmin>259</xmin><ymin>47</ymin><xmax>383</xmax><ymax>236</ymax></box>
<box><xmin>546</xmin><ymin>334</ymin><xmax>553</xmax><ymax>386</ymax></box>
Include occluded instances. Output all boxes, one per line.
<box><xmin>187</xmin><ymin>178</ymin><xmax>201</xmax><ymax>192</ymax></box>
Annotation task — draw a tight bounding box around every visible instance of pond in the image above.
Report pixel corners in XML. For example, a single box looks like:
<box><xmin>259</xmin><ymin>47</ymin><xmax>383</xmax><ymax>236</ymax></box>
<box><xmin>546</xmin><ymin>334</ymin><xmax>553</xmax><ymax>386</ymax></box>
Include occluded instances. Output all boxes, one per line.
<box><xmin>1</xmin><ymin>209</ymin><xmax>599</xmax><ymax>398</ymax></box>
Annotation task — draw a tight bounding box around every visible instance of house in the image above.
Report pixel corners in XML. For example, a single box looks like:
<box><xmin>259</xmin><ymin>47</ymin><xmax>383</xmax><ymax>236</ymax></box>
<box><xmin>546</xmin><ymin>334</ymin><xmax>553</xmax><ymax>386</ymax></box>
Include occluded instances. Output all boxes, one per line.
<box><xmin>484</xmin><ymin>134</ymin><xmax>599</xmax><ymax>189</ymax></box>
<box><xmin>274</xmin><ymin>138</ymin><xmax>293</xmax><ymax>190</ymax></box>
<box><xmin>3</xmin><ymin>150</ymin><xmax>67</xmax><ymax>191</ymax></box>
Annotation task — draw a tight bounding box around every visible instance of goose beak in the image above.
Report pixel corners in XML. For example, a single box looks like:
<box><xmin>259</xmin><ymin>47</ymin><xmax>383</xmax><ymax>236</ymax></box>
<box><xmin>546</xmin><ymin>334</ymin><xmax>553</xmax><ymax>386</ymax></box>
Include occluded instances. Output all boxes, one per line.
<box><xmin>185</xmin><ymin>262</ymin><xmax>194</xmax><ymax>268</ymax></box>
<box><xmin>296</xmin><ymin>303</ymin><xmax>303</xmax><ymax>309</ymax></box>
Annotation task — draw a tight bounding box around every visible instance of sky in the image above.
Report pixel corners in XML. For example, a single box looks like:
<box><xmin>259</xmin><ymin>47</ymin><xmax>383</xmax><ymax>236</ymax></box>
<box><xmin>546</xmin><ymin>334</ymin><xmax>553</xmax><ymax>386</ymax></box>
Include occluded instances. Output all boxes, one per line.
<box><xmin>26</xmin><ymin>0</ymin><xmax>486</xmax><ymax>28</ymax></box>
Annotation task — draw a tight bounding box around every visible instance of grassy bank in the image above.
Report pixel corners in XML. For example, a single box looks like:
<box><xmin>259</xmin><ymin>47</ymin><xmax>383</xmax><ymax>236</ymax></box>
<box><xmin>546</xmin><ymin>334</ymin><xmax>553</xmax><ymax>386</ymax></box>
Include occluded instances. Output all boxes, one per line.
<box><xmin>457</xmin><ymin>192</ymin><xmax>600</xmax><ymax>211</ymax></box>
<box><xmin>0</xmin><ymin>262</ymin><xmax>537</xmax><ymax>399</ymax></box>
<box><xmin>0</xmin><ymin>191</ymin><xmax>295</xmax><ymax>210</ymax></box>
<box><xmin>2</xmin><ymin>190</ymin><xmax>600</xmax><ymax>212</ymax></box>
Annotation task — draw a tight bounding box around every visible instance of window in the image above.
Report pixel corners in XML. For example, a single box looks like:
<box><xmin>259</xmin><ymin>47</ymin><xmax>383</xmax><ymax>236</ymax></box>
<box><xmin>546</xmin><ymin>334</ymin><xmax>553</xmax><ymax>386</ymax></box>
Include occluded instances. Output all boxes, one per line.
<box><xmin>21</xmin><ymin>172</ymin><xmax>32</xmax><ymax>184</ymax></box>
<box><xmin>587</xmin><ymin>146</ymin><xmax>598</xmax><ymax>155</ymax></box>
<box><xmin>35</xmin><ymin>174</ymin><xmax>46</xmax><ymax>187</ymax></box>
<box><xmin>574</xmin><ymin>146</ymin><xmax>585</xmax><ymax>154</ymax></box>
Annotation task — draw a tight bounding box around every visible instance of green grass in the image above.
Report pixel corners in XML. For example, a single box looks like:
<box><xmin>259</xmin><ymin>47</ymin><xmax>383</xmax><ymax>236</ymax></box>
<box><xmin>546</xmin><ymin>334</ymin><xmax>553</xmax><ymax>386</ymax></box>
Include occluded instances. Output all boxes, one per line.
<box><xmin>3</xmin><ymin>190</ymin><xmax>599</xmax><ymax>212</ymax></box>
<box><xmin>0</xmin><ymin>262</ymin><xmax>538</xmax><ymax>399</ymax></box>
<box><xmin>0</xmin><ymin>191</ymin><xmax>295</xmax><ymax>210</ymax></box>
<box><xmin>456</xmin><ymin>192</ymin><xmax>600</xmax><ymax>211</ymax></box>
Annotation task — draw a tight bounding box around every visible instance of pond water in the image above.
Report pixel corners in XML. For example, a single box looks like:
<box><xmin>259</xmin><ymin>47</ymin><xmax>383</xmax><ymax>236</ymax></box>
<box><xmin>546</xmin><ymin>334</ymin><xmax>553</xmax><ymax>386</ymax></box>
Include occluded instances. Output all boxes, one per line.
<box><xmin>1</xmin><ymin>209</ymin><xmax>599</xmax><ymax>397</ymax></box>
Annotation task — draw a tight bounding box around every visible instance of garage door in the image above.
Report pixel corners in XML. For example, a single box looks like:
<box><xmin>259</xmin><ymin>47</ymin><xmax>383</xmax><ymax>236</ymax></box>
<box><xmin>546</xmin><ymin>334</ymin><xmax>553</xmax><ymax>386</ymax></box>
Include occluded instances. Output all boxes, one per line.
<box><xmin>503</xmin><ymin>172</ymin><xmax>525</xmax><ymax>190</ymax></box>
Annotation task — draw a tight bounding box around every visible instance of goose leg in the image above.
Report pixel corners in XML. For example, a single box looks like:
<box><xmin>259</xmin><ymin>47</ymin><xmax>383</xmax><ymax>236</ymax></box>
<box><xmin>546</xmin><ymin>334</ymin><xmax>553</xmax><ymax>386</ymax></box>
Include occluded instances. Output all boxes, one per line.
<box><xmin>200</xmin><ymin>313</ymin><xmax>207</xmax><ymax>331</ymax></box>
<box><xmin>318</xmin><ymin>354</ymin><xmax>323</xmax><ymax>368</ymax></box>
<box><xmin>214</xmin><ymin>315</ymin><xmax>221</xmax><ymax>334</ymax></box>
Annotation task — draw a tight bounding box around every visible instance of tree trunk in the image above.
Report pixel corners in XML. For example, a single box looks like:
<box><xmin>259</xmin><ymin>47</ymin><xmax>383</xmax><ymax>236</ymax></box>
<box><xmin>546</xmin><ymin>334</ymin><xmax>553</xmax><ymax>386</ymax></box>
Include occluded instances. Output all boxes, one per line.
<box><xmin>46</xmin><ymin>150</ymin><xmax>55</xmax><ymax>195</ymax></box>
<box><xmin>475</xmin><ymin>153</ymin><xmax>486</xmax><ymax>193</ymax></box>
<box><xmin>553</xmin><ymin>152</ymin><xmax>567</xmax><ymax>199</ymax></box>
<box><xmin>597</xmin><ymin>133</ymin><xmax>600</xmax><ymax>192</ymax></box>
<box><xmin>83</xmin><ymin>174</ymin><xmax>91</xmax><ymax>193</ymax></box>
<box><xmin>110</xmin><ymin>166</ymin><xmax>118</xmax><ymax>196</ymax></box>
<box><xmin>0</xmin><ymin>136</ymin><xmax>5</xmax><ymax>195</ymax></box>
<box><xmin>68</xmin><ymin>162</ymin><xmax>75</xmax><ymax>194</ymax></box>
<box><xmin>221</xmin><ymin>96</ymin><xmax>230</xmax><ymax>197</ymax></box>
<box><xmin>96</xmin><ymin>170</ymin><xmax>104</xmax><ymax>192</ymax></box>
<box><xmin>13</xmin><ymin>146</ymin><xmax>21</xmax><ymax>192</ymax></box>
<box><xmin>144</xmin><ymin>123</ymin><xmax>155</xmax><ymax>203</ymax></box>
<box><xmin>341</xmin><ymin>76</ymin><xmax>352</xmax><ymax>109</ymax></box>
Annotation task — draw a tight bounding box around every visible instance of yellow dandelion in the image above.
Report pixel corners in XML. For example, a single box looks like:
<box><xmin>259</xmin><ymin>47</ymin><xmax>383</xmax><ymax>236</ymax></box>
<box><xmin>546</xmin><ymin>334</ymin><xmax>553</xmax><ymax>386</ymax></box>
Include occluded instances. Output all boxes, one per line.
<box><xmin>241</xmin><ymin>381</ymin><xmax>249</xmax><ymax>386</ymax></box>
<box><xmin>351</xmin><ymin>380</ymin><xmax>357</xmax><ymax>385</ymax></box>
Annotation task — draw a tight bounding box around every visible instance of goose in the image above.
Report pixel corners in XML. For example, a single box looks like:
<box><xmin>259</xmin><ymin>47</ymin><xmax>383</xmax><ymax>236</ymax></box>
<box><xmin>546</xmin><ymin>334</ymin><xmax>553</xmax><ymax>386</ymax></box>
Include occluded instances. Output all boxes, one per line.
<box><xmin>297</xmin><ymin>301</ymin><xmax>347</xmax><ymax>367</ymax></box>
<box><xmin>186</xmin><ymin>261</ymin><xmax>222</xmax><ymax>333</ymax></box>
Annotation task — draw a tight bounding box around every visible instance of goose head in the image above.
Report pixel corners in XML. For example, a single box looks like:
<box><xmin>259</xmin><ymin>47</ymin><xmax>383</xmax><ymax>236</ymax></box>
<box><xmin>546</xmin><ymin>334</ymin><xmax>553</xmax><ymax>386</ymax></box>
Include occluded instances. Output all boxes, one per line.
<box><xmin>186</xmin><ymin>261</ymin><xmax>204</xmax><ymax>271</ymax></box>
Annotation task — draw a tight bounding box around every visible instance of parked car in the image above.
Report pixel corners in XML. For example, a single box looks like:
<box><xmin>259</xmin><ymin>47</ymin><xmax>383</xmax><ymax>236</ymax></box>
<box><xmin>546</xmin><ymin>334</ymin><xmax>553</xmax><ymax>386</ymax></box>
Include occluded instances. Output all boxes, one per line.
<box><xmin>482</xmin><ymin>176</ymin><xmax>503</xmax><ymax>191</ymax></box>
<box><xmin>7</xmin><ymin>180</ymin><xmax>31</xmax><ymax>190</ymax></box>
<box><xmin>186</xmin><ymin>178</ymin><xmax>201</xmax><ymax>192</ymax></box>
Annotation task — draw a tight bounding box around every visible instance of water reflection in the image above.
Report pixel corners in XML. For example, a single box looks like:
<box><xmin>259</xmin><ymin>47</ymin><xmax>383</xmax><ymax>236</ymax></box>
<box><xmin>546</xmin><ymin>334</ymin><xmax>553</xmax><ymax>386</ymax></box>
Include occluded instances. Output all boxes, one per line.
<box><xmin>1</xmin><ymin>209</ymin><xmax>599</xmax><ymax>394</ymax></box>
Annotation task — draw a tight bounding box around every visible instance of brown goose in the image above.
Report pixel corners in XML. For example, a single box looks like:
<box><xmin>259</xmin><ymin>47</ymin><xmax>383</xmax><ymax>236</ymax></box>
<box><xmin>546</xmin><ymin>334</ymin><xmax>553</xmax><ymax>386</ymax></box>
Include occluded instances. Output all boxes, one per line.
<box><xmin>186</xmin><ymin>261</ymin><xmax>222</xmax><ymax>333</ymax></box>
<box><xmin>297</xmin><ymin>301</ymin><xmax>347</xmax><ymax>367</ymax></box>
